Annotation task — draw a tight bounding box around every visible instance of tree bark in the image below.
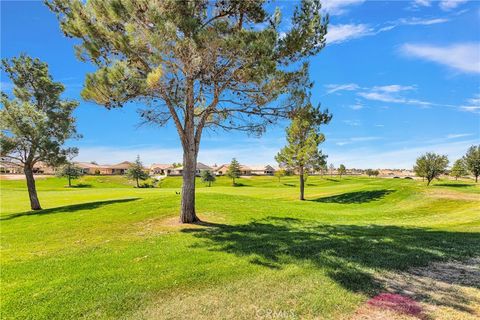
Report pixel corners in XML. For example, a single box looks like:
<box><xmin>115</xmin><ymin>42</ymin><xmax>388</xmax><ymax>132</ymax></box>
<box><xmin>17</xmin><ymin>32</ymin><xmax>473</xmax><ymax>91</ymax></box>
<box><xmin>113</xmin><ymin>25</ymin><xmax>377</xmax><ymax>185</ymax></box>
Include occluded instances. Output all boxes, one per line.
<box><xmin>136</xmin><ymin>177</ymin><xmax>139</xmax><ymax>188</ymax></box>
<box><xmin>299</xmin><ymin>166</ymin><xmax>305</xmax><ymax>200</ymax></box>
<box><xmin>68</xmin><ymin>175</ymin><xmax>71</xmax><ymax>187</ymax></box>
<box><xmin>180</xmin><ymin>146</ymin><xmax>199</xmax><ymax>223</ymax></box>
<box><xmin>24</xmin><ymin>165</ymin><xmax>42</xmax><ymax>210</ymax></box>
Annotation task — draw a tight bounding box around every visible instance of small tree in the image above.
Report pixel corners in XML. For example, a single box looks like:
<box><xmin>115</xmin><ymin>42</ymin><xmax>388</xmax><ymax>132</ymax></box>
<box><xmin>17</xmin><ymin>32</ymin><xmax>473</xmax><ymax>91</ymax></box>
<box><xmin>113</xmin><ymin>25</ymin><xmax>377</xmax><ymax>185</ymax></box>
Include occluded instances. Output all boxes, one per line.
<box><xmin>338</xmin><ymin>164</ymin><xmax>346</xmax><ymax>178</ymax></box>
<box><xmin>0</xmin><ymin>55</ymin><xmax>79</xmax><ymax>210</ymax></box>
<box><xmin>56</xmin><ymin>162</ymin><xmax>83</xmax><ymax>187</ymax></box>
<box><xmin>366</xmin><ymin>169</ymin><xmax>379</xmax><ymax>177</ymax></box>
<box><xmin>226</xmin><ymin>158</ymin><xmax>241</xmax><ymax>186</ymax></box>
<box><xmin>464</xmin><ymin>145</ymin><xmax>480</xmax><ymax>182</ymax></box>
<box><xmin>201</xmin><ymin>170</ymin><xmax>216</xmax><ymax>187</ymax></box>
<box><xmin>450</xmin><ymin>159</ymin><xmax>467</xmax><ymax>180</ymax></box>
<box><xmin>414</xmin><ymin>153</ymin><xmax>449</xmax><ymax>186</ymax></box>
<box><xmin>329</xmin><ymin>164</ymin><xmax>335</xmax><ymax>176</ymax></box>
<box><xmin>126</xmin><ymin>155</ymin><xmax>149</xmax><ymax>187</ymax></box>
<box><xmin>276</xmin><ymin>101</ymin><xmax>331</xmax><ymax>200</ymax></box>
<box><xmin>274</xmin><ymin>169</ymin><xmax>286</xmax><ymax>182</ymax></box>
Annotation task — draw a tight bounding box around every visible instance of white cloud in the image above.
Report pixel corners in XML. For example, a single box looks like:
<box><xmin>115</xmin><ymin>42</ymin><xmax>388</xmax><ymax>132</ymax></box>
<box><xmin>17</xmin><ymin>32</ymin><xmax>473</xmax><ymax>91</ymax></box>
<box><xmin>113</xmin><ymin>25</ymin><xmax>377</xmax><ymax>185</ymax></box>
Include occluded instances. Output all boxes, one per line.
<box><xmin>342</xmin><ymin>119</ymin><xmax>362</xmax><ymax>126</ymax></box>
<box><xmin>327</xmin><ymin>16</ymin><xmax>449</xmax><ymax>45</ymax></box>
<box><xmin>413</xmin><ymin>0</ymin><xmax>432</xmax><ymax>7</ymax></box>
<box><xmin>349</xmin><ymin>104</ymin><xmax>364</xmax><ymax>110</ymax></box>
<box><xmin>401</xmin><ymin>43</ymin><xmax>480</xmax><ymax>74</ymax></box>
<box><xmin>321</xmin><ymin>0</ymin><xmax>365</xmax><ymax>15</ymax></box>
<box><xmin>398</xmin><ymin>17</ymin><xmax>449</xmax><ymax>25</ymax></box>
<box><xmin>325</xmin><ymin>83</ymin><xmax>359</xmax><ymax>94</ymax></box>
<box><xmin>372</xmin><ymin>85</ymin><xmax>416</xmax><ymax>93</ymax></box>
<box><xmin>446</xmin><ymin>133</ymin><xmax>473</xmax><ymax>139</ymax></box>
<box><xmin>460</xmin><ymin>94</ymin><xmax>480</xmax><ymax>113</ymax></box>
<box><xmin>326</xmin><ymin>24</ymin><xmax>373</xmax><ymax>44</ymax></box>
<box><xmin>411</xmin><ymin>0</ymin><xmax>468</xmax><ymax>11</ymax></box>
<box><xmin>439</xmin><ymin>0</ymin><xmax>469</xmax><ymax>11</ymax></box>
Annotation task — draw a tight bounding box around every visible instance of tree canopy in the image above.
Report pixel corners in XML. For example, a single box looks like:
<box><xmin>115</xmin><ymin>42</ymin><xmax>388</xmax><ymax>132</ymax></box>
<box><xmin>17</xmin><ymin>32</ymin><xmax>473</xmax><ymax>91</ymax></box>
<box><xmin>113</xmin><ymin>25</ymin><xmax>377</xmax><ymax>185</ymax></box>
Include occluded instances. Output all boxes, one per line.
<box><xmin>126</xmin><ymin>156</ymin><xmax>149</xmax><ymax>187</ymax></box>
<box><xmin>0</xmin><ymin>54</ymin><xmax>79</xmax><ymax>209</ymax></box>
<box><xmin>463</xmin><ymin>145</ymin><xmax>480</xmax><ymax>182</ymax></box>
<box><xmin>414</xmin><ymin>152</ymin><xmax>449</xmax><ymax>186</ymax></box>
<box><xmin>276</xmin><ymin>100</ymin><xmax>331</xmax><ymax>200</ymax></box>
<box><xmin>201</xmin><ymin>170</ymin><xmax>216</xmax><ymax>187</ymax></box>
<box><xmin>338</xmin><ymin>164</ymin><xmax>346</xmax><ymax>177</ymax></box>
<box><xmin>56</xmin><ymin>162</ymin><xmax>84</xmax><ymax>187</ymax></box>
<box><xmin>226</xmin><ymin>158</ymin><xmax>241</xmax><ymax>185</ymax></box>
<box><xmin>450</xmin><ymin>159</ymin><xmax>467</xmax><ymax>180</ymax></box>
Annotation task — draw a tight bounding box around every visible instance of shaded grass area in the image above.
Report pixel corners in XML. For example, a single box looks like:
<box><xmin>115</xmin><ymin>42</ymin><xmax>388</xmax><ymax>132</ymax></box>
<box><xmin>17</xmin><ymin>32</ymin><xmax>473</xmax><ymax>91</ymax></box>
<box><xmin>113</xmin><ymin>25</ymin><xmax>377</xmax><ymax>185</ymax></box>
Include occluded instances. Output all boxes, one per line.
<box><xmin>0</xmin><ymin>176</ymin><xmax>479</xmax><ymax>319</ymax></box>
<box><xmin>310</xmin><ymin>189</ymin><xmax>394</xmax><ymax>204</ymax></box>
<box><xmin>0</xmin><ymin>198</ymin><xmax>139</xmax><ymax>221</ymax></box>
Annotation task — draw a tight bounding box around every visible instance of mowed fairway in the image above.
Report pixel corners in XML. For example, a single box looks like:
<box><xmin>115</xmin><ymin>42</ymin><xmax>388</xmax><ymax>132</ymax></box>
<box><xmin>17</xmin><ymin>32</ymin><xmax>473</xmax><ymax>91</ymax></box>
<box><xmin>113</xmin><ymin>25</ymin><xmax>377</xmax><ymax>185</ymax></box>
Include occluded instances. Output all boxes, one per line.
<box><xmin>1</xmin><ymin>175</ymin><xmax>479</xmax><ymax>319</ymax></box>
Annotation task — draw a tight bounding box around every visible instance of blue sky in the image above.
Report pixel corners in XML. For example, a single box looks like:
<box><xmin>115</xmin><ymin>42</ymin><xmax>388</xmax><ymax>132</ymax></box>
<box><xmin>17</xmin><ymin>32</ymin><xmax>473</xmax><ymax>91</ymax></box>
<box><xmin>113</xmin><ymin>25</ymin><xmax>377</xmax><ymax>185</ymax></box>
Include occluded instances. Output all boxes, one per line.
<box><xmin>1</xmin><ymin>0</ymin><xmax>479</xmax><ymax>168</ymax></box>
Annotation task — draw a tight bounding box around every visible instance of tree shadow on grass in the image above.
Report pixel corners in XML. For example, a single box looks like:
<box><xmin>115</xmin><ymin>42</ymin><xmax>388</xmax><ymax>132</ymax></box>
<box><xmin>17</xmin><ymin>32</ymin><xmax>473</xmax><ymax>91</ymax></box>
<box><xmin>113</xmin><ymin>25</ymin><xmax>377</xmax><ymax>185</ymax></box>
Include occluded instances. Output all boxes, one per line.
<box><xmin>0</xmin><ymin>198</ymin><xmax>140</xmax><ymax>221</ymax></box>
<box><xmin>182</xmin><ymin>217</ymin><xmax>480</xmax><ymax>313</ymax></box>
<box><xmin>310</xmin><ymin>190</ymin><xmax>394</xmax><ymax>204</ymax></box>
<box><xmin>434</xmin><ymin>183</ymin><xmax>473</xmax><ymax>188</ymax></box>
<box><xmin>70</xmin><ymin>183</ymin><xmax>92</xmax><ymax>188</ymax></box>
<box><xmin>325</xmin><ymin>178</ymin><xmax>340</xmax><ymax>182</ymax></box>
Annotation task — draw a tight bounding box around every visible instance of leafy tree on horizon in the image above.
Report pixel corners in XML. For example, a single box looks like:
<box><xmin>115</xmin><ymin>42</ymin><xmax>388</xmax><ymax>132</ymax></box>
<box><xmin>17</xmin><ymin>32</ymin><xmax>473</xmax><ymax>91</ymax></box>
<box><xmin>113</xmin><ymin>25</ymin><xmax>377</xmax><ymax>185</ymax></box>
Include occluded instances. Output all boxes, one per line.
<box><xmin>226</xmin><ymin>158</ymin><xmax>241</xmax><ymax>186</ymax></box>
<box><xmin>201</xmin><ymin>170</ymin><xmax>216</xmax><ymax>187</ymax></box>
<box><xmin>274</xmin><ymin>169</ymin><xmax>287</xmax><ymax>182</ymax></box>
<box><xmin>126</xmin><ymin>155</ymin><xmax>149</xmax><ymax>188</ymax></box>
<box><xmin>0</xmin><ymin>55</ymin><xmax>79</xmax><ymax>210</ymax></box>
<box><xmin>366</xmin><ymin>169</ymin><xmax>379</xmax><ymax>177</ymax></box>
<box><xmin>414</xmin><ymin>152</ymin><xmax>449</xmax><ymax>186</ymax></box>
<box><xmin>276</xmin><ymin>99</ymin><xmax>331</xmax><ymax>200</ymax></box>
<box><xmin>338</xmin><ymin>164</ymin><xmax>346</xmax><ymax>178</ymax></box>
<box><xmin>464</xmin><ymin>145</ymin><xmax>480</xmax><ymax>182</ymax></box>
<box><xmin>56</xmin><ymin>162</ymin><xmax>84</xmax><ymax>187</ymax></box>
<box><xmin>47</xmin><ymin>0</ymin><xmax>328</xmax><ymax>223</ymax></box>
<box><xmin>450</xmin><ymin>159</ymin><xmax>467</xmax><ymax>180</ymax></box>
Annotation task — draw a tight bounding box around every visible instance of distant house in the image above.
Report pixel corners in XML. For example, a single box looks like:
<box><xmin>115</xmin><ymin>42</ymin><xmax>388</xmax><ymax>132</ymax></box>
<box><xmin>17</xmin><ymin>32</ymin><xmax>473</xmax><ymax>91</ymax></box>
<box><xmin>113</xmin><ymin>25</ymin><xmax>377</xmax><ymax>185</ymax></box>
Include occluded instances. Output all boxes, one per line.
<box><xmin>0</xmin><ymin>158</ymin><xmax>22</xmax><ymax>174</ymax></box>
<box><xmin>214</xmin><ymin>164</ymin><xmax>275</xmax><ymax>176</ymax></box>
<box><xmin>74</xmin><ymin>161</ymin><xmax>137</xmax><ymax>175</ymax></box>
<box><xmin>109</xmin><ymin>161</ymin><xmax>133</xmax><ymax>175</ymax></box>
<box><xmin>172</xmin><ymin>162</ymin><xmax>212</xmax><ymax>176</ymax></box>
<box><xmin>150</xmin><ymin>163</ymin><xmax>175</xmax><ymax>176</ymax></box>
<box><xmin>249</xmin><ymin>165</ymin><xmax>275</xmax><ymax>175</ymax></box>
<box><xmin>0</xmin><ymin>159</ymin><xmax>57</xmax><ymax>174</ymax></box>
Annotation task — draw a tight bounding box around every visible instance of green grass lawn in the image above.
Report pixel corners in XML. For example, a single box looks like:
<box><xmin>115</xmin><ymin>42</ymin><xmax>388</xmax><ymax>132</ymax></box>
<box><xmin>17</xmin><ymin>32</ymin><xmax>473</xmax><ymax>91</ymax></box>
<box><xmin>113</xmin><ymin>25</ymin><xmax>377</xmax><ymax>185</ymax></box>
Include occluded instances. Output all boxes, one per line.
<box><xmin>1</xmin><ymin>175</ymin><xmax>479</xmax><ymax>319</ymax></box>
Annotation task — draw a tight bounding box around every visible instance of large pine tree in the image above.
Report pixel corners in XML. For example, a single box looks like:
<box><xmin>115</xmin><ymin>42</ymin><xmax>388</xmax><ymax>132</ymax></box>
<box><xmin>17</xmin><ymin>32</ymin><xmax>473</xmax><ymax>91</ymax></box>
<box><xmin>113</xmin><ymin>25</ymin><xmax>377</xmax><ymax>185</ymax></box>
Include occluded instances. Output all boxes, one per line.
<box><xmin>47</xmin><ymin>0</ymin><xmax>329</xmax><ymax>223</ymax></box>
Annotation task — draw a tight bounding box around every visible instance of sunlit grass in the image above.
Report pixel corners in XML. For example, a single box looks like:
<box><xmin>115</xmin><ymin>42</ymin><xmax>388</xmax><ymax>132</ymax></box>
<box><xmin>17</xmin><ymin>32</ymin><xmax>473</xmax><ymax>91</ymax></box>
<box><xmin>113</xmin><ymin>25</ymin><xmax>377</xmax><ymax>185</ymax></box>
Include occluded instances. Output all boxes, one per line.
<box><xmin>1</xmin><ymin>175</ymin><xmax>479</xmax><ymax>319</ymax></box>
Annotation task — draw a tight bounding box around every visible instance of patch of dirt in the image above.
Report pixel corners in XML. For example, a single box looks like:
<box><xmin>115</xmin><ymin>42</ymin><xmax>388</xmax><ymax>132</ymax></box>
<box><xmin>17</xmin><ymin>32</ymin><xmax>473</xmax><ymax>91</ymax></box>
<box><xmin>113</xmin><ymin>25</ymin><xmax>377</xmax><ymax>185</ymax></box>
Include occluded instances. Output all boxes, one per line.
<box><xmin>133</xmin><ymin>215</ymin><xmax>220</xmax><ymax>237</ymax></box>
<box><xmin>0</xmin><ymin>174</ymin><xmax>50</xmax><ymax>180</ymax></box>
<box><xmin>353</xmin><ymin>258</ymin><xmax>480</xmax><ymax>320</ymax></box>
<box><xmin>427</xmin><ymin>190</ymin><xmax>479</xmax><ymax>201</ymax></box>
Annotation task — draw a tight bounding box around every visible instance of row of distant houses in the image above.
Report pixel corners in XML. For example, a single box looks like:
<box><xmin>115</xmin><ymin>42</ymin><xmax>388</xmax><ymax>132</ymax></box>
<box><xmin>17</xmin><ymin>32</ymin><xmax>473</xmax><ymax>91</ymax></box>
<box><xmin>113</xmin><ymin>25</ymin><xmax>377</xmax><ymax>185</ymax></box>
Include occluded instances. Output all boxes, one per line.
<box><xmin>150</xmin><ymin>163</ymin><xmax>276</xmax><ymax>176</ymax></box>
<box><xmin>0</xmin><ymin>158</ymin><xmax>278</xmax><ymax>176</ymax></box>
<box><xmin>1</xmin><ymin>157</ymin><xmax>417</xmax><ymax>177</ymax></box>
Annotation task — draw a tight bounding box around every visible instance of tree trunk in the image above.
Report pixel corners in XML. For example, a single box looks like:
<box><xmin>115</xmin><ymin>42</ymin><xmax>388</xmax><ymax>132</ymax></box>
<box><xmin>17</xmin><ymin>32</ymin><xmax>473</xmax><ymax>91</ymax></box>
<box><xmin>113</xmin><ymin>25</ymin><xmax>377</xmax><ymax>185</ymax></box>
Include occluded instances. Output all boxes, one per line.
<box><xmin>68</xmin><ymin>175</ymin><xmax>72</xmax><ymax>187</ymax></box>
<box><xmin>136</xmin><ymin>177</ymin><xmax>139</xmax><ymax>188</ymax></box>
<box><xmin>24</xmin><ymin>165</ymin><xmax>42</xmax><ymax>210</ymax></box>
<box><xmin>299</xmin><ymin>166</ymin><xmax>305</xmax><ymax>200</ymax></box>
<box><xmin>427</xmin><ymin>178</ymin><xmax>432</xmax><ymax>186</ymax></box>
<box><xmin>180</xmin><ymin>147</ymin><xmax>199</xmax><ymax>223</ymax></box>
<box><xmin>475</xmin><ymin>175</ymin><xmax>478</xmax><ymax>183</ymax></box>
